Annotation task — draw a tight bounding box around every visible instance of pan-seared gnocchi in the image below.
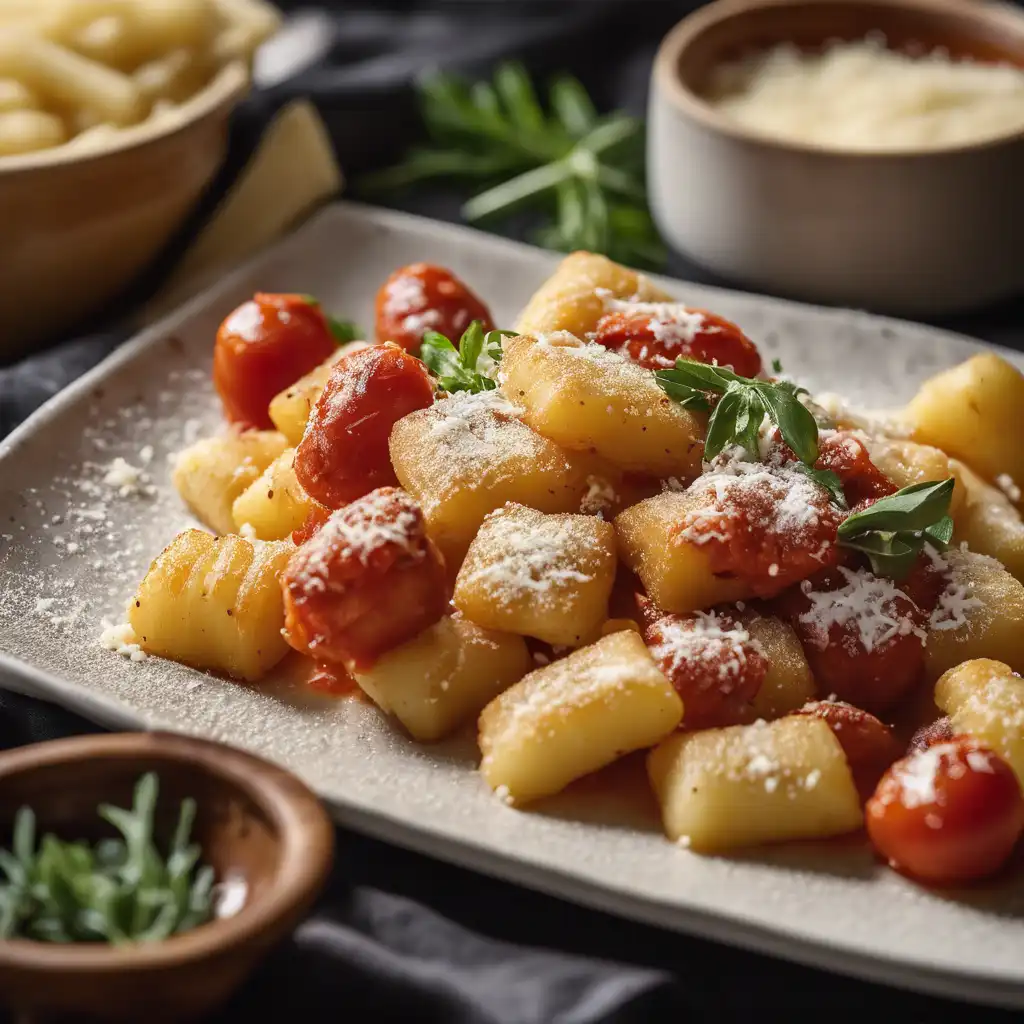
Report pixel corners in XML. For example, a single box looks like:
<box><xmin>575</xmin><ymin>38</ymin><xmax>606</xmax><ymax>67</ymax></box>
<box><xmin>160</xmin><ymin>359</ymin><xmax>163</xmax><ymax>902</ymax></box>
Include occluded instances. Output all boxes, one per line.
<box><xmin>110</xmin><ymin>256</ymin><xmax>1024</xmax><ymax>888</ymax></box>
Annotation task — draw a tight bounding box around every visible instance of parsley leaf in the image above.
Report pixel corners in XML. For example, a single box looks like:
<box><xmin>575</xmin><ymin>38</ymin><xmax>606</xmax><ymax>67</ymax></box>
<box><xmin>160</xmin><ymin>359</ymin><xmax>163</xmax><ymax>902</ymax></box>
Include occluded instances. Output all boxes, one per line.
<box><xmin>836</xmin><ymin>478</ymin><xmax>956</xmax><ymax>579</ymax></box>
<box><xmin>420</xmin><ymin>322</ymin><xmax>514</xmax><ymax>394</ymax></box>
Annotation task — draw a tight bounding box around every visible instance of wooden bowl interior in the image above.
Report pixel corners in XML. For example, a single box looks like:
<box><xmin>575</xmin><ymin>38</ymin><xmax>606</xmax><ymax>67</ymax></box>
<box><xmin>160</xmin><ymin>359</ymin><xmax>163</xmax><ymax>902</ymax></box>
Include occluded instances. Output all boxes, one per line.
<box><xmin>678</xmin><ymin>1</ymin><xmax>1024</xmax><ymax>98</ymax></box>
<box><xmin>0</xmin><ymin>753</ymin><xmax>283</xmax><ymax>914</ymax></box>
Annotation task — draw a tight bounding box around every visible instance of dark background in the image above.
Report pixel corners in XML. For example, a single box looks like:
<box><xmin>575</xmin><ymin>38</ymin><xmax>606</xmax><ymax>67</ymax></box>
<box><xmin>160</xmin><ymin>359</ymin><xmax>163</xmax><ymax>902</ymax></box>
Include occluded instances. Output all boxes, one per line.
<box><xmin>2</xmin><ymin>2</ymin><xmax>1023</xmax><ymax>1020</ymax></box>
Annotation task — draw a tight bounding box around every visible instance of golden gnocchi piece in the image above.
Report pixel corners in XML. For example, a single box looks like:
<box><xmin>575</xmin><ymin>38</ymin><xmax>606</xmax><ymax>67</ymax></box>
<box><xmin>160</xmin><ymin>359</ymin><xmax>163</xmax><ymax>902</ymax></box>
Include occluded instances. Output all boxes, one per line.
<box><xmin>614</xmin><ymin>491</ymin><xmax>749</xmax><ymax>613</ymax></box>
<box><xmin>514</xmin><ymin>250</ymin><xmax>672</xmax><ymax>337</ymax></box>
<box><xmin>934</xmin><ymin>658</ymin><xmax>1024</xmax><ymax>787</ymax></box>
<box><xmin>353</xmin><ymin>614</ymin><xmax>531</xmax><ymax>743</ymax></box>
<box><xmin>925</xmin><ymin>550</ymin><xmax>1024</xmax><ymax>680</ymax></box>
<box><xmin>453</xmin><ymin>503</ymin><xmax>617</xmax><ymax>647</ymax></box>
<box><xmin>905</xmin><ymin>353</ymin><xmax>1024</xmax><ymax>501</ymax></box>
<box><xmin>231</xmin><ymin>447</ymin><xmax>315</xmax><ymax>541</ymax></box>
<box><xmin>501</xmin><ymin>332</ymin><xmax>705</xmax><ymax>477</ymax></box>
<box><xmin>862</xmin><ymin>436</ymin><xmax>965</xmax><ymax>523</ymax></box>
<box><xmin>268</xmin><ymin>341</ymin><xmax>369</xmax><ymax>446</ymax></box>
<box><xmin>389</xmin><ymin>389</ymin><xmax>591</xmax><ymax>569</ymax></box>
<box><xmin>172</xmin><ymin>428</ymin><xmax>287</xmax><ymax>535</ymax></box>
<box><xmin>478</xmin><ymin>630</ymin><xmax>682</xmax><ymax>806</ymax></box>
<box><xmin>129</xmin><ymin>529</ymin><xmax>293</xmax><ymax>682</ymax></box>
<box><xmin>744</xmin><ymin>614</ymin><xmax>817</xmax><ymax>719</ymax></box>
<box><xmin>647</xmin><ymin>716</ymin><xmax>862</xmax><ymax>852</ymax></box>
<box><xmin>951</xmin><ymin>460</ymin><xmax>1024</xmax><ymax>582</ymax></box>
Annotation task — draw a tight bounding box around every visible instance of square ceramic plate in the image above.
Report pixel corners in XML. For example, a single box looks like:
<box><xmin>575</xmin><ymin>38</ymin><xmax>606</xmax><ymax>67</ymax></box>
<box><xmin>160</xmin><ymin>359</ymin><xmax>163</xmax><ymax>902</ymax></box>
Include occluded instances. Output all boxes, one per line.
<box><xmin>2</xmin><ymin>202</ymin><xmax>1023</xmax><ymax>1008</ymax></box>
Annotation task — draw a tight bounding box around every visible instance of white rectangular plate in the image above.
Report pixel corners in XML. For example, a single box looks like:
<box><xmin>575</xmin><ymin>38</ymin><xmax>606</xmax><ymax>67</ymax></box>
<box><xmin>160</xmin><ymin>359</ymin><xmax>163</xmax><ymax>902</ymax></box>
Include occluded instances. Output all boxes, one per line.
<box><xmin>2</xmin><ymin>202</ymin><xmax>1023</xmax><ymax>1008</ymax></box>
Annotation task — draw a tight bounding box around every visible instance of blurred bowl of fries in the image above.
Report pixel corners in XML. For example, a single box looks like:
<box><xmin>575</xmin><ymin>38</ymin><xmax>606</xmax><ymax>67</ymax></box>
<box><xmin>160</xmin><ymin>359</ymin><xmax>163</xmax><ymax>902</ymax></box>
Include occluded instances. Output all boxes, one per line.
<box><xmin>0</xmin><ymin>0</ymin><xmax>281</xmax><ymax>358</ymax></box>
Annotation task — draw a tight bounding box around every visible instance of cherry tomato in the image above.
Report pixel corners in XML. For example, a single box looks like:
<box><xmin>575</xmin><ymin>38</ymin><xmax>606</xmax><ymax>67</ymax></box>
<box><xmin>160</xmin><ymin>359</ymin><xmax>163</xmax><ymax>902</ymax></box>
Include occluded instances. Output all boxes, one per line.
<box><xmin>375</xmin><ymin>263</ymin><xmax>493</xmax><ymax>352</ymax></box>
<box><xmin>294</xmin><ymin>343</ymin><xmax>435</xmax><ymax>509</ymax></box>
<box><xmin>867</xmin><ymin>737</ymin><xmax>1024</xmax><ymax>884</ymax></box>
<box><xmin>774</xmin><ymin>568</ymin><xmax>927</xmax><ymax>714</ymax></box>
<box><xmin>213</xmin><ymin>292</ymin><xmax>338</xmax><ymax>429</ymax></box>
<box><xmin>794</xmin><ymin>700</ymin><xmax>901</xmax><ymax>800</ymax></box>
<box><xmin>591</xmin><ymin>309</ymin><xmax>762</xmax><ymax>376</ymax></box>
<box><xmin>908</xmin><ymin>717</ymin><xmax>955</xmax><ymax>753</ymax></box>
<box><xmin>282</xmin><ymin>487</ymin><xmax>449</xmax><ymax>671</ymax></box>
<box><xmin>644</xmin><ymin>609</ymin><xmax>767</xmax><ymax>728</ymax></box>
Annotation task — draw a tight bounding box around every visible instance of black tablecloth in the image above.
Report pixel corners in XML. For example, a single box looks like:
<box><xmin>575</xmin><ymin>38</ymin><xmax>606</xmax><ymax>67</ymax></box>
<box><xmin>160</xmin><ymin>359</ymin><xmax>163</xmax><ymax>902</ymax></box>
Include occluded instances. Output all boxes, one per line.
<box><xmin>2</xmin><ymin>3</ymin><xmax>1023</xmax><ymax>1020</ymax></box>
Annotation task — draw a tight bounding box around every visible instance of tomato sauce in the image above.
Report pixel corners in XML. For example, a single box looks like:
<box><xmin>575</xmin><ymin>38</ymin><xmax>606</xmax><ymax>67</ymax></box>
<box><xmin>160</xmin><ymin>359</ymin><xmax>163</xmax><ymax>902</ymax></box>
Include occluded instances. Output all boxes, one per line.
<box><xmin>591</xmin><ymin>308</ymin><xmax>762</xmax><ymax>377</ymax></box>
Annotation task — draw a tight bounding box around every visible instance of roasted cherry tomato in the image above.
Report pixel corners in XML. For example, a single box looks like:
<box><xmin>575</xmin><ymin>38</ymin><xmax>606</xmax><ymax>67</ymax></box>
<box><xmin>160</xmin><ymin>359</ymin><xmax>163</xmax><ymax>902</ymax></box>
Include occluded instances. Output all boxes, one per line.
<box><xmin>908</xmin><ymin>716</ymin><xmax>955</xmax><ymax>753</ymax></box>
<box><xmin>795</xmin><ymin>699</ymin><xmax>901</xmax><ymax>800</ymax></box>
<box><xmin>375</xmin><ymin>263</ymin><xmax>493</xmax><ymax>352</ymax></box>
<box><xmin>213</xmin><ymin>292</ymin><xmax>338</xmax><ymax>429</ymax></box>
<box><xmin>644</xmin><ymin>609</ymin><xmax>767</xmax><ymax>729</ymax></box>
<box><xmin>282</xmin><ymin>487</ymin><xmax>449</xmax><ymax>671</ymax></box>
<box><xmin>591</xmin><ymin>308</ymin><xmax>762</xmax><ymax>377</ymax></box>
<box><xmin>773</xmin><ymin>568</ymin><xmax>927</xmax><ymax>714</ymax></box>
<box><xmin>294</xmin><ymin>343</ymin><xmax>435</xmax><ymax>509</ymax></box>
<box><xmin>866</xmin><ymin>737</ymin><xmax>1024</xmax><ymax>884</ymax></box>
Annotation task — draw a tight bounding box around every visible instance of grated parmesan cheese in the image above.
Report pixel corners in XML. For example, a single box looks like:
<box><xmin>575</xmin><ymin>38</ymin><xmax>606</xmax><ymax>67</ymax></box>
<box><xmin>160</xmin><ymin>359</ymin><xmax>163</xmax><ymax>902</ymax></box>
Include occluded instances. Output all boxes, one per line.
<box><xmin>648</xmin><ymin>611</ymin><xmax>762</xmax><ymax>690</ymax></box>
<box><xmin>99</xmin><ymin>621</ymin><xmax>148</xmax><ymax>662</ymax></box>
<box><xmin>996</xmin><ymin>473</ymin><xmax>1022</xmax><ymax>504</ymax></box>
<box><xmin>705</xmin><ymin>37</ymin><xmax>1024</xmax><ymax>152</ymax></box>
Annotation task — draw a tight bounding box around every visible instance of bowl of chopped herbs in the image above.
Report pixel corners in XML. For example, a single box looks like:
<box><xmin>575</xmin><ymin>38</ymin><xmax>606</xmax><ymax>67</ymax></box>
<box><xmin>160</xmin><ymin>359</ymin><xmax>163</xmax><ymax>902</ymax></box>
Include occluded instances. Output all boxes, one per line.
<box><xmin>0</xmin><ymin>732</ymin><xmax>334</xmax><ymax>1021</ymax></box>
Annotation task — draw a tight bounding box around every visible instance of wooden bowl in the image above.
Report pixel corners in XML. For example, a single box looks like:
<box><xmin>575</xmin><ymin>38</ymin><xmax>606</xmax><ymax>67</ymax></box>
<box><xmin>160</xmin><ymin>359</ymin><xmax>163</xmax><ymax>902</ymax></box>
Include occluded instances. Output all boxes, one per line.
<box><xmin>647</xmin><ymin>0</ymin><xmax>1024</xmax><ymax>315</ymax></box>
<box><xmin>0</xmin><ymin>731</ymin><xmax>334</xmax><ymax>1021</ymax></box>
<box><xmin>0</xmin><ymin>61</ymin><xmax>248</xmax><ymax>362</ymax></box>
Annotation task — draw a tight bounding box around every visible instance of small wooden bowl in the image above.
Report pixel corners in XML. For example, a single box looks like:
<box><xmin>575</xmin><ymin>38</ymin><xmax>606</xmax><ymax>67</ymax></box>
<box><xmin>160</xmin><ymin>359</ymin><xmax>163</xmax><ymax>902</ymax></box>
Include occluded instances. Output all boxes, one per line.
<box><xmin>648</xmin><ymin>0</ymin><xmax>1024</xmax><ymax>315</ymax></box>
<box><xmin>0</xmin><ymin>732</ymin><xmax>335</xmax><ymax>1021</ymax></box>
<box><xmin>0</xmin><ymin>61</ymin><xmax>248</xmax><ymax>362</ymax></box>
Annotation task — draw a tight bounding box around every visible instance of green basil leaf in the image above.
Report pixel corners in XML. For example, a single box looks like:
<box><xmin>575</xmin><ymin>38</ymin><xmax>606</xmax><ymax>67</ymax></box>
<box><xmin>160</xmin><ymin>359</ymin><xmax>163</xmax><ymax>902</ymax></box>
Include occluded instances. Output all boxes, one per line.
<box><xmin>298</xmin><ymin>294</ymin><xmax>320</xmax><ymax>307</ymax></box>
<box><xmin>793</xmin><ymin>464</ymin><xmax>848</xmax><ymax>509</ymax></box>
<box><xmin>703</xmin><ymin>389</ymin><xmax>743</xmax><ymax>461</ymax></box>
<box><xmin>484</xmin><ymin>329</ymin><xmax>514</xmax><ymax>363</ymax></box>
<box><xmin>420</xmin><ymin>330</ymin><xmax>465</xmax><ymax>380</ymax></box>
<box><xmin>837</xmin><ymin>478</ymin><xmax>955</xmax><ymax>539</ymax></box>
<box><xmin>924</xmin><ymin>514</ymin><xmax>955</xmax><ymax>549</ymax></box>
<box><xmin>771</xmin><ymin>357</ymin><xmax>783</xmax><ymax>374</ymax></box>
<box><xmin>458</xmin><ymin>320</ymin><xmax>486</xmax><ymax>371</ymax></box>
<box><xmin>666</xmin><ymin>358</ymin><xmax>741</xmax><ymax>393</ymax></box>
<box><xmin>841</xmin><ymin>531</ymin><xmax>922</xmax><ymax>581</ymax></box>
<box><xmin>327</xmin><ymin>317</ymin><xmax>362</xmax><ymax>345</ymax></box>
<box><xmin>653</xmin><ymin>371</ymin><xmax>711</xmax><ymax>410</ymax></box>
<box><xmin>756</xmin><ymin>386</ymin><xmax>819</xmax><ymax>465</ymax></box>
<box><xmin>731</xmin><ymin>388</ymin><xmax>763</xmax><ymax>458</ymax></box>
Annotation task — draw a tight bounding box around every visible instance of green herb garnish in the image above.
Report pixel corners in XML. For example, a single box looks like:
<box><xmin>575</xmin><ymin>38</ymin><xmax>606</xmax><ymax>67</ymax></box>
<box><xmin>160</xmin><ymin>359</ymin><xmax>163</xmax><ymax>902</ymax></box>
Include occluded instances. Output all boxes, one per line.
<box><xmin>300</xmin><ymin>295</ymin><xmax>363</xmax><ymax>345</ymax></box>
<box><xmin>358</xmin><ymin>63</ymin><xmax>665</xmax><ymax>269</ymax></box>
<box><xmin>771</xmin><ymin>357</ymin><xmax>784</xmax><ymax>374</ymax></box>
<box><xmin>836</xmin><ymin>478</ymin><xmax>955</xmax><ymax>580</ymax></box>
<box><xmin>655</xmin><ymin>359</ymin><xmax>822</xmax><ymax>467</ymax></box>
<box><xmin>420</xmin><ymin>321</ymin><xmax>514</xmax><ymax>394</ymax></box>
<box><xmin>0</xmin><ymin>772</ymin><xmax>214</xmax><ymax>944</ymax></box>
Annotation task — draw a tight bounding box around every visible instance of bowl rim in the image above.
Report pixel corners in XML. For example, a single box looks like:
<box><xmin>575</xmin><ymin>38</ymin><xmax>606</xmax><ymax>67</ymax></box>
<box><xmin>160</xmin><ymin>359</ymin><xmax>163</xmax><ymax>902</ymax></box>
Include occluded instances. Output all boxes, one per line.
<box><xmin>0</xmin><ymin>731</ymin><xmax>335</xmax><ymax>974</ymax></box>
<box><xmin>0</xmin><ymin>59</ymin><xmax>250</xmax><ymax>177</ymax></box>
<box><xmin>652</xmin><ymin>0</ymin><xmax>1024</xmax><ymax>159</ymax></box>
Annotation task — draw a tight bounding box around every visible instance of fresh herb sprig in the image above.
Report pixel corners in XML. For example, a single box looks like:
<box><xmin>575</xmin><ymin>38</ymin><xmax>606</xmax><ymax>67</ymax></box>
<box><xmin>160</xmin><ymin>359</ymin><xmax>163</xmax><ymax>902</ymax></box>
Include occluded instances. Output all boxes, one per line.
<box><xmin>358</xmin><ymin>63</ymin><xmax>666</xmax><ymax>269</ymax></box>
<box><xmin>0</xmin><ymin>773</ymin><xmax>214</xmax><ymax>944</ymax></box>
<box><xmin>837</xmin><ymin>478</ymin><xmax>955</xmax><ymax>580</ymax></box>
<box><xmin>421</xmin><ymin>321</ymin><xmax>514</xmax><ymax>394</ymax></box>
<box><xmin>655</xmin><ymin>359</ymin><xmax>822</xmax><ymax>463</ymax></box>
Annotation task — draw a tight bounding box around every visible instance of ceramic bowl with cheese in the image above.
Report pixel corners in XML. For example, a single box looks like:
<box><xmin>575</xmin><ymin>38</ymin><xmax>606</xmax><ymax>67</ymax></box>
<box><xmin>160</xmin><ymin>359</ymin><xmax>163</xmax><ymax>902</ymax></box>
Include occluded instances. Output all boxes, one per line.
<box><xmin>647</xmin><ymin>0</ymin><xmax>1024</xmax><ymax>316</ymax></box>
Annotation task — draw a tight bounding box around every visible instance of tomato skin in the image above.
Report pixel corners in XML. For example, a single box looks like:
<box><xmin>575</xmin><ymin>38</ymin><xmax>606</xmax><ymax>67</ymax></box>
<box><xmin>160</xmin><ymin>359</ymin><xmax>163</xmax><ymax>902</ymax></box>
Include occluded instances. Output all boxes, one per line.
<box><xmin>308</xmin><ymin>662</ymin><xmax>357</xmax><ymax>696</ymax></box>
<box><xmin>282</xmin><ymin>487</ymin><xmax>449</xmax><ymax>671</ymax></box>
<box><xmin>375</xmin><ymin>263</ymin><xmax>493</xmax><ymax>352</ymax></box>
<box><xmin>643</xmin><ymin>609</ymin><xmax>767</xmax><ymax>729</ymax></box>
<box><xmin>908</xmin><ymin>716</ymin><xmax>955</xmax><ymax>753</ymax></box>
<box><xmin>294</xmin><ymin>344</ymin><xmax>435</xmax><ymax>509</ymax></box>
<box><xmin>794</xmin><ymin>700</ymin><xmax>901</xmax><ymax>800</ymax></box>
<box><xmin>291</xmin><ymin>501</ymin><xmax>332</xmax><ymax>546</ymax></box>
<box><xmin>774</xmin><ymin>568</ymin><xmax>927</xmax><ymax>714</ymax></box>
<box><xmin>213</xmin><ymin>292</ymin><xmax>338</xmax><ymax>429</ymax></box>
<box><xmin>591</xmin><ymin>309</ymin><xmax>762</xmax><ymax>377</ymax></box>
<box><xmin>866</xmin><ymin>738</ymin><xmax>1024</xmax><ymax>884</ymax></box>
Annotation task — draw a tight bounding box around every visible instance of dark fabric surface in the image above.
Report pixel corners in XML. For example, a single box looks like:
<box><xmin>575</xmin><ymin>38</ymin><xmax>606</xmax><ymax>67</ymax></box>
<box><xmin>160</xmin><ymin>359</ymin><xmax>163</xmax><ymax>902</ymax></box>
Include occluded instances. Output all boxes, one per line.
<box><xmin>1</xmin><ymin>2</ymin><xmax>1023</xmax><ymax>1021</ymax></box>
